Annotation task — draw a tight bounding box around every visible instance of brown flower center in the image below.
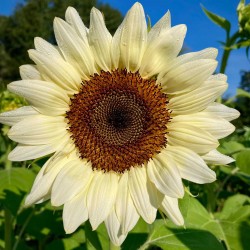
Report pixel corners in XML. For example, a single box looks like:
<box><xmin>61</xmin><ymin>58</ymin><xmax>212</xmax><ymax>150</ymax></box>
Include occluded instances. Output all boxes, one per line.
<box><xmin>66</xmin><ymin>69</ymin><xmax>170</xmax><ymax>173</ymax></box>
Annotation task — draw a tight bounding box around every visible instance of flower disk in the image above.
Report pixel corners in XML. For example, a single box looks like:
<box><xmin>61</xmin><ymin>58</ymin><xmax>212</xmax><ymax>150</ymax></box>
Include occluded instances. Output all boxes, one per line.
<box><xmin>66</xmin><ymin>69</ymin><xmax>170</xmax><ymax>173</ymax></box>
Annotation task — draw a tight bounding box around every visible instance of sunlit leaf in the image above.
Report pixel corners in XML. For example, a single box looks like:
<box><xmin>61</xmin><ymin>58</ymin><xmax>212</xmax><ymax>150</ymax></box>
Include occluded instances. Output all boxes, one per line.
<box><xmin>236</xmin><ymin>149</ymin><xmax>250</xmax><ymax>175</ymax></box>
<box><xmin>201</xmin><ymin>5</ymin><xmax>231</xmax><ymax>34</ymax></box>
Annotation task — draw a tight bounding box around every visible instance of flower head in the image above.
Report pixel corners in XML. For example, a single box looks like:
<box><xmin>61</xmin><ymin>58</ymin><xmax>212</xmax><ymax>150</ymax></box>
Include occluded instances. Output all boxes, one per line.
<box><xmin>0</xmin><ymin>2</ymin><xmax>239</xmax><ymax>246</ymax></box>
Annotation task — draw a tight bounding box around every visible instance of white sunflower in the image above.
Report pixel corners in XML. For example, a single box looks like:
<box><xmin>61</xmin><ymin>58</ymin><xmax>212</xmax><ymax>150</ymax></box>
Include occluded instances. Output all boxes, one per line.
<box><xmin>0</xmin><ymin>2</ymin><xmax>239</xmax><ymax>246</ymax></box>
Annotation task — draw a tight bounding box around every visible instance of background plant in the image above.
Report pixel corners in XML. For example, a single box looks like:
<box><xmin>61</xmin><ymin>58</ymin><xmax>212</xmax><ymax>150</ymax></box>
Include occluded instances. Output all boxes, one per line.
<box><xmin>0</xmin><ymin>0</ymin><xmax>250</xmax><ymax>249</ymax></box>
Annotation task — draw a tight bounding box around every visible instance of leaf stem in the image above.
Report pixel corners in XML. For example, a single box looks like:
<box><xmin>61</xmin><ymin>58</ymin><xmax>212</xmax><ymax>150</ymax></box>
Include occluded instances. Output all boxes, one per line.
<box><xmin>4</xmin><ymin>208</ymin><xmax>12</xmax><ymax>250</ymax></box>
<box><xmin>13</xmin><ymin>209</ymin><xmax>35</xmax><ymax>250</ymax></box>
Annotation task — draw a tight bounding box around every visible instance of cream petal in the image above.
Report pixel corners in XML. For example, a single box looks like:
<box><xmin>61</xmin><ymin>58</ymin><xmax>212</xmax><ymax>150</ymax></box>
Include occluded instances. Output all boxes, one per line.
<box><xmin>169</xmin><ymin>78</ymin><xmax>228</xmax><ymax>115</ymax></box>
<box><xmin>140</xmin><ymin>25</ymin><xmax>186</xmax><ymax>78</ymax></box>
<box><xmin>29</xmin><ymin>49</ymin><xmax>81</xmax><ymax>92</ymax></box>
<box><xmin>63</xmin><ymin>188</ymin><xmax>89</xmax><ymax>234</ymax></box>
<box><xmin>147</xmin><ymin>154</ymin><xmax>184</xmax><ymax>198</ymax></box>
<box><xmin>119</xmin><ymin>2</ymin><xmax>147</xmax><ymax>72</ymax></box>
<box><xmin>8</xmin><ymin>80</ymin><xmax>69</xmax><ymax>116</ymax></box>
<box><xmin>202</xmin><ymin>149</ymin><xmax>235</xmax><ymax>165</ymax></box>
<box><xmin>208</xmin><ymin>73</ymin><xmax>227</xmax><ymax>81</ymax></box>
<box><xmin>160</xmin><ymin>195</ymin><xmax>184</xmax><ymax>225</ymax></box>
<box><xmin>172</xmin><ymin>113</ymin><xmax>235</xmax><ymax>139</ymax></box>
<box><xmin>51</xmin><ymin>159</ymin><xmax>93</xmax><ymax>206</ymax></box>
<box><xmin>115</xmin><ymin>172</ymin><xmax>140</xmax><ymax>234</ymax></box>
<box><xmin>157</xmin><ymin>48</ymin><xmax>218</xmax><ymax>80</ymax></box>
<box><xmin>65</xmin><ymin>7</ymin><xmax>88</xmax><ymax>41</ymax></box>
<box><xmin>160</xmin><ymin>59</ymin><xmax>218</xmax><ymax>95</ymax></box>
<box><xmin>19</xmin><ymin>65</ymin><xmax>41</xmax><ymax>80</ymax></box>
<box><xmin>111</xmin><ymin>21</ymin><xmax>124</xmax><ymax>69</ymax></box>
<box><xmin>34</xmin><ymin>37</ymin><xmax>62</xmax><ymax>58</ymax></box>
<box><xmin>54</xmin><ymin>17</ymin><xmax>96</xmax><ymax>78</ymax></box>
<box><xmin>128</xmin><ymin>167</ymin><xmax>157</xmax><ymax>224</ymax></box>
<box><xmin>25</xmin><ymin>154</ymin><xmax>71</xmax><ymax>206</ymax></box>
<box><xmin>165</xmin><ymin>146</ymin><xmax>216</xmax><ymax>183</ymax></box>
<box><xmin>89</xmin><ymin>7</ymin><xmax>112</xmax><ymax>71</ymax></box>
<box><xmin>8</xmin><ymin>144</ymin><xmax>55</xmax><ymax>161</ymax></box>
<box><xmin>105</xmin><ymin>208</ymin><xmax>127</xmax><ymax>246</ymax></box>
<box><xmin>0</xmin><ymin>106</ymin><xmax>39</xmax><ymax>126</ymax></box>
<box><xmin>167</xmin><ymin>123</ymin><xmax>219</xmax><ymax>154</ymax></box>
<box><xmin>8</xmin><ymin>115</ymin><xmax>67</xmax><ymax>145</ymax></box>
<box><xmin>147</xmin><ymin>11</ymin><xmax>171</xmax><ymax>43</ymax></box>
<box><xmin>87</xmin><ymin>171</ymin><xmax>118</xmax><ymax>230</ymax></box>
<box><xmin>204</xmin><ymin>102</ymin><xmax>240</xmax><ymax>121</ymax></box>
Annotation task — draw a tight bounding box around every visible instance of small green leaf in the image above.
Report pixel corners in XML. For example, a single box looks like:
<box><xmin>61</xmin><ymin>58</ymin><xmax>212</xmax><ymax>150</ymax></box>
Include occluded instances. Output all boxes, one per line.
<box><xmin>220</xmin><ymin>141</ymin><xmax>245</xmax><ymax>155</ymax></box>
<box><xmin>237</xmin><ymin>88</ymin><xmax>250</xmax><ymax>98</ymax></box>
<box><xmin>236</xmin><ymin>149</ymin><xmax>250</xmax><ymax>175</ymax></box>
<box><xmin>202</xmin><ymin>5</ymin><xmax>231</xmax><ymax>34</ymax></box>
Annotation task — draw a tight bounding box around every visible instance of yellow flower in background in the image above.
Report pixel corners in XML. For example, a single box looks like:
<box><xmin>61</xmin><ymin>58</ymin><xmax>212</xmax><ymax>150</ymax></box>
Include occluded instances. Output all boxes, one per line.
<box><xmin>0</xmin><ymin>2</ymin><xmax>239</xmax><ymax>246</ymax></box>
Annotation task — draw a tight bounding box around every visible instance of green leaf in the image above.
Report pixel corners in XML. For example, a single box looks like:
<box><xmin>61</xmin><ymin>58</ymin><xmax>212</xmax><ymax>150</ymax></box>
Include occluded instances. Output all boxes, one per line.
<box><xmin>202</xmin><ymin>5</ymin><xmax>231</xmax><ymax>34</ymax></box>
<box><xmin>236</xmin><ymin>149</ymin><xmax>250</xmax><ymax>175</ymax></box>
<box><xmin>45</xmin><ymin>238</ymin><xmax>83</xmax><ymax>250</ymax></box>
<box><xmin>85</xmin><ymin>222</ymin><xmax>109</xmax><ymax>250</ymax></box>
<box><xmin>0</xmin><ymin>168</ymin><xmax>35</xmax><ymax>215</ymax></box>
<box><xmin>183</xmin><ymin>195</ymin><xmax>250</xmax><ymax>250</ymax></box>
<box><xmin>140</xmin><ymin>220</ymin><xmax>224</xmax><ymax>250</ymax></box>
<box><xmin>122</xmin><ymin>218</ymin><xmax>149</xmax><ymax>250</ymax></box>
<box><xmin>237</xmin><ymin>88</ymin><xmax>250</xmax><ymax>98</ymax></box>
<box><xmin>220</xmin><ymin>141</ymin><xmax>245</xmax><ymax>155</ymax></box>
<box><xmin>219</xmin><ymin>194</ymin><xmax>250</xmax><ymax>220</ymax></box>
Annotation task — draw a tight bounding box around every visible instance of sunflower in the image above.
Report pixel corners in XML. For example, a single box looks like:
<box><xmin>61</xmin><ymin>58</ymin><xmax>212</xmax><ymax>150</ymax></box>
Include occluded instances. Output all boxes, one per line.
<box><xmin>0</xmin><ymin>2</ymin><xmax>239</xmax><ymax>246</ymax></box>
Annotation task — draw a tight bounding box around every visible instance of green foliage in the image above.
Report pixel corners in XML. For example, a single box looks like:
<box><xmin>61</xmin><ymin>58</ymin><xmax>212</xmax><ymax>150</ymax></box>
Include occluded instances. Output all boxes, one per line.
<box><xmin>0</xmin><ymin>0</ymin><xmax>250</xmax><ymax>249</ymax></box>
<box><xmin>0</xmin><ymin>0</ymin><xmax>123</xmax><ymax>86</ymax></box>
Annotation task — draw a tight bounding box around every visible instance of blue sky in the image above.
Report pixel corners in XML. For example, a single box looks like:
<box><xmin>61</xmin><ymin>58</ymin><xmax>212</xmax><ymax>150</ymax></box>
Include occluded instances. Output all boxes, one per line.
<box><xmin>0</xmin><ymin>0</ymin><xmax>249</xmax><ymax>96</ymax></box>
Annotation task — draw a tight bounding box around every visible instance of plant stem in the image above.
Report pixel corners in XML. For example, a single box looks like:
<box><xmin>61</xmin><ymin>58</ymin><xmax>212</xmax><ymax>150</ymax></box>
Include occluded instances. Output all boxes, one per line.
<box><xmin>4</xmin><ymin>208</ymin><xmax>12</xmax><ymax>250</ymax></box>
<box><xmin>219</xmin><ymin>32</ymin><xmax>240</xmax><ymax>74</ymax></box>
<box><xmin>109</xmin><ymin>241</ymin><xmax>121</xmax><ymax>250</ymax></box>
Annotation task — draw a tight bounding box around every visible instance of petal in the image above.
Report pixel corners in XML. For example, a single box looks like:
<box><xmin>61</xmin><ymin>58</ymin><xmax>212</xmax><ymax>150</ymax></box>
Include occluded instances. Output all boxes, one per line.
<box><xmin>89</xmin><ymin>7</ymin><xmax>112</xmax><ymax>71</ymax></box>
<box><xmin>172</xmin><ymin>112</ymin><xmax>235</xmax><ymax>139</ymax></box>
<box><xmin>160</xmin><ymin>195</ymin><xmax>184</xmax><ymax>225</ymax></box>
<box><xmin>202</xmin><ymin>149</ymin><xmax>235</xmax><ymax>165</ymax></box>
<box><xmin>34</xmin><ymin>37</ymin><xmax>62</xmax><ymax>58</ymax></box>
<box><xmin>8</xmin><ymin>115</ymin><xmax>67</xmax><ymax>145</ymax></box>
<box><xmin>140</xmin><ymin>25</ymin><xmax>187</xmax><ymax>78</ymax></box>
<box><xmin>166</xmin><ymin>146</ymin><xmax>216</xmax><ymax>183</ymax></box>
<box><xmin>0</xmin><ymin>106</ymin><xmax>39</xmax><ymax>126</ymax></box>
<box><xmin>63</xmin><ymin>188</ymin><xmax>89</xmax><ymax>234</ymax></box>
<box><xmin>147</xmin><ymin>154</ymin><xmax>184</xmax><ymax>198</ymax></box>
<box><xmin>166</xmin><ymin>48</ymin><xmax>218</xmax><ymax>72</ymax></box>
<box><xmin>115</xmin><ymin>172</ymin><xmax>140</xmax><ymax>234</ymax></box>
<box><xmin>29</xmin><ymin>49</ymin><xmax>81</xmax><ymax>93</ymax></box>
<box><xmin>65</xmin><ymin>7</ymin><xmax>88</xmax><ymax>41</ymax></box>
<box><xmin>87</xmin><ymin>171</ymin><xmax>118</xmax><ymax>230</ymax></box>
<box><xmin>203</xmin><ymin>102</ymin><xmax>240</xmax><ymax>121</ymax></box>
<box><xmin>8</xmin><ymin>144</ymin><xmax>55</xmax><ymax>161</ymax></box>
<box><xmin>51</xmin><ymin>159</ymin><xmax>93</xmax><ymax>206</ymax></box>
<box><xmin>25</xmin><ymin>154</ymin><xmax>71</xmax><ymax>206</ymax></box>
<box><xmin>167</xmin><ymin>123</ymin><xmax>219</xmax><ymax>154</ymax></box>
<box><xmin>128</xmin><ymin>166</ymin><xmax>157</xmax><ymax>223</ymax></box>
<box><xmin>8</xmin><ymin>80</ymin><xmax>69</xmax><ymax>116</ymax></box>
<box><xmin>111</xmin><ymin>21</ymin><xmax>124</xmax><ymax>69</ymax></box>
<box><xmin>160</xmin><ymin>59</ymin><xmax>218</xmax><ymax>95</ymax></box>
<box><xmin>147</xmin><ymin>11</ymin><xmax>171</xmax><ymax>43</ymax></box>
<box><xmin>105</xmin><ymin>208</ymin><xmax>127</xmax><ymax>246</ymax></box>
<box><xmin>119</xmin><ymin>2</ymin><xmax>147</xmax><ymax>72</ymax></box>
<box><xmin>54</xmin><ymin>17</ymin><xmax>96</xmax><ymax>78</ymax></box>
<box><xmin>19</xmin><ymin>65</ymin><xmax>41</xmax><ymax>80</ymax></box>
<box><xmin>169</xmin><ymin>78</ymin><xmax>228</xmax><ymax>115</ymax></box>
